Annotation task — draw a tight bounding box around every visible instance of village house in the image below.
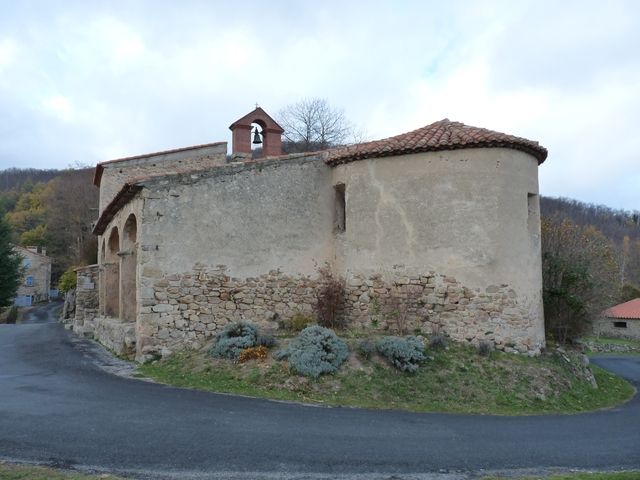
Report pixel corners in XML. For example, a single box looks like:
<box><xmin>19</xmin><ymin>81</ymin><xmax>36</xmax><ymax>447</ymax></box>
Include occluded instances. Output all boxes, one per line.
<box><xmin>14</xmin><ymin>245</ymin><xmax>52</xmax><ymax>306</ymax></box>
<box><xmin>71</xmin><ymin>107</ymin><xmax>548</xmax><ymax>361</ymax></box>
<box><xmin>593</xmin><ymin>298</ymin><xmax>640</xmax><ymax>341</ymax></box>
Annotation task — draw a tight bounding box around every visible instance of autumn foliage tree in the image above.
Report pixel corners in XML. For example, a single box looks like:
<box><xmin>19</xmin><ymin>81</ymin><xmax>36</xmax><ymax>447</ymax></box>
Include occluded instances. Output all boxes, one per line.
<box><xmin>2</xmin><ymin>167</ymin><xmax>98</xmax><ymax>281</ymax></box>
<box><xmin>541</xmin><ymin>216</ymin><xmax>619</xmax><ymax>343</ymax></box>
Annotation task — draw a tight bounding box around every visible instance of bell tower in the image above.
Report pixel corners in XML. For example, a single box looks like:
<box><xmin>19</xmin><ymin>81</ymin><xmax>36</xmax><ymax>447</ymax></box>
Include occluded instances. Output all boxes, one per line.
<box><xmin>229</xmin><ymin>106</ymin><xmax>284</xmax><ymax>159</ymax></box>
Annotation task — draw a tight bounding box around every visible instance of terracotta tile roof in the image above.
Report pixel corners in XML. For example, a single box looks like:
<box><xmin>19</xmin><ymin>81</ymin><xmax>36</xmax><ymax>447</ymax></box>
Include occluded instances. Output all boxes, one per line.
<box><xmin>93</xmin><ymin>141</ymin><xmax>227</xmax><ymax>186</ymax></box>
<box><xmin>326</xmin><ymin>119</ymin><xmax>548</xmax><ymax>166</ymax></box>
<box><xmin>604</xmin><ymin>298</ymin><xmax>640</xmax><ymax>320</ymax></box>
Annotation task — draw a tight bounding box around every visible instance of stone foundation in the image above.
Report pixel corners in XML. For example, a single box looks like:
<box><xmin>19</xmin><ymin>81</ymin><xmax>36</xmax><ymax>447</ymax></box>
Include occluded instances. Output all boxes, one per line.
<box><xmin>344</xmin><ymin>273</ymin><xmax>541</xmax><ymax>354</ymax></box>
<box><xmin>93</xmin><ymin>316</ymin><xmax>136</xmax><ymax>359</ymax></box>
<box><xmin>137</xmin><ymin>265</ymin><xmax>543</xmax><ymax>360</ymax></box>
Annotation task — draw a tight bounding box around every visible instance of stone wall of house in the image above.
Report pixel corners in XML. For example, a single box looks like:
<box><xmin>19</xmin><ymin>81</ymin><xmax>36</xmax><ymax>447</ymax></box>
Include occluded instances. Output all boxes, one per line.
<box><xmin>15</xmin><ymin>247</ymin><xmax>52</xmax><ymax>303</ymax></box>
<box><xmin>70</xmin><ymin>265</ymin><xmax>99</xmax><ymax>336</ymax></box>
<box><xmin>593</xmin><ymin>317</ymin><xmax>640</xmax><ymax>341</ymax></box>
<box><xmin>136</xmin><ymin>264</ymin><xmax>541</xmax><ymax>361</ymax></box>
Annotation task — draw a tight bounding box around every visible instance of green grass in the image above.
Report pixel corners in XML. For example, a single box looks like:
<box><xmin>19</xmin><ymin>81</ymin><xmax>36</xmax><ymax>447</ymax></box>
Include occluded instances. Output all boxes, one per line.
<box><xmin>485</xmin><ymin>472</ymin><xmax>640</xmax><ymax>479</ymax></box>
<box><xmin>139</xmin><ymin>342</ymin><xmax>635</xmax><ymax>415</ymax></box>
<box><xmin>0</xmin><ymin>463</ymin><xmax>123</xmax><ymax>479</ymax></box>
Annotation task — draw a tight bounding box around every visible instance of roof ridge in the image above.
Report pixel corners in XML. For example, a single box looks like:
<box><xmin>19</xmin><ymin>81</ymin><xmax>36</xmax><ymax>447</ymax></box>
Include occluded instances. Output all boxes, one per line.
<box><xmin>326</xmin><ymin>119</ymin><xmax>547</xmax><ymax>166</ymax></box>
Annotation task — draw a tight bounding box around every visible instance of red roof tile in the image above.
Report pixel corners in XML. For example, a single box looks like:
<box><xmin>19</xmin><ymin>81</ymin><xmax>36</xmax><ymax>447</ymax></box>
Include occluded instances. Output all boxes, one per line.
<box><xmin>604</xmin><ymin>298</ymin><xmax>640</xmax><ymax>320</ymax></box>
<box><xmin>326</xmin><ymin>119</ymin><xmax>548</xmax><ymax>166</ymax></box>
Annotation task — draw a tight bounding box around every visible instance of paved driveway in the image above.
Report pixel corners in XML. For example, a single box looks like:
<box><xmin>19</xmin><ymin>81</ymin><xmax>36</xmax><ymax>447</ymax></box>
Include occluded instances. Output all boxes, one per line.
<box><xmin>1</xmin><ymin>302</ymin><xmax>639</xmax><ymax>479</ymax></box>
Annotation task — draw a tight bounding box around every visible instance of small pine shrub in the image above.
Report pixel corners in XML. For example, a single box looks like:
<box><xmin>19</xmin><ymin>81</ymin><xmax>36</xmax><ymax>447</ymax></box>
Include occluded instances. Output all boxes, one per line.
<box><xmin>357</xmin><ymin>338</ymin><xmax>376</xmax><ymax>359</ymax></box>
<box><xmin>376</xmin><ymin>336</ymin><xmax>426</xmax><ymax>373</ymax></box>
<box><xmin>238</xmin><ymin>346</ymin><xmax>269</xmax><ymax>363</ymax></box>
<box><xmin>279</xmin><ymin>325</ymin><xmax>349</xmax><ymax>378</ymax></box>
<box><xmin>256</xmin><ymin>334</ymin><xmax>277</xmax><ymax>348</ymax></box>
<box><xmin>477</xmin><ymin>340</ymin><xmax>493</xmax><ymax>357</ymax></box>
<box><xmin>209</xmin><ymin>321</ymin><xmax>258</xmax><ymax>359</ymax></box>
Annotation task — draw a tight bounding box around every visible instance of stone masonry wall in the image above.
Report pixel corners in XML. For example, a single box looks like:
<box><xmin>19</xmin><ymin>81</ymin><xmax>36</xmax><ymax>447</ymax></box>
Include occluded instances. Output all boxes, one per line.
<box><xmin>344</xmin><ymin>273</ymin><xmax>541</xmax><ymax>354</ymax></box>
<box><xmin>137</xmin><ymin>264</ymin><xmax>542</xmax><ymax>360</ymax></box>
<box><xmin>71</xmin><ymin>265</ymin><xmax>99</xmax><ymax>336</ymax></box>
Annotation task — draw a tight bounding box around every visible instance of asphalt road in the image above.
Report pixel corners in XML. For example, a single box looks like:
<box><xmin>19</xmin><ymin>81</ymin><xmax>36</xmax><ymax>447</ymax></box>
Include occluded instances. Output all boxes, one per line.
<box><xmin>1</xmin><ymin>302</ymin><xmax>639</xmax><ymax>479</ymax></box>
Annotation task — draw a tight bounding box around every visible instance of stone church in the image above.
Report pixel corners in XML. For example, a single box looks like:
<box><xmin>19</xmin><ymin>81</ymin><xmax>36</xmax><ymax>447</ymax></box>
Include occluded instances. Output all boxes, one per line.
<box><xmin>75</xmin><ymin>107</ymin><xmax>548</xmax><ymax>361</ymax></box>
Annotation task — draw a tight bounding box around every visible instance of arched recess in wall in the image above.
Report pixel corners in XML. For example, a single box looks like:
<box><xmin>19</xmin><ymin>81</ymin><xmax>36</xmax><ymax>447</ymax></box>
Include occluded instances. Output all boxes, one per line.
<box><xmin>121</xmin><ymin>214</ymin><xmax>137</xmax><ymax>322</ymax></box>
<box><xmin>105</xmin><ymin>227</ymin><xmax>120</xmax><ymax>317</ymax></box>
<box><xmin>99</xmin><ymin>239</ymin><xmax>106</xmax><ymax>315</ymax></box>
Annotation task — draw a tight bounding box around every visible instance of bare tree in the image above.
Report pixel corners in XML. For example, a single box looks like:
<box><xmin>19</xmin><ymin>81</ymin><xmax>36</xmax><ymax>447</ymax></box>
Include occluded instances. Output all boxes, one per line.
<box><xmin>278</xmin><ymin>98</ymin><xmax>355</xmax><ymax>152</ymax></box>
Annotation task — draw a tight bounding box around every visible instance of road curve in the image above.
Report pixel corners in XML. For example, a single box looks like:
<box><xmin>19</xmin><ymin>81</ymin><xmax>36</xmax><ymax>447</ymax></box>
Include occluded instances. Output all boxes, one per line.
<box><xmin>1</xmin><ymin>302</ymin><xmax>639</xmax><ymax>479</ymax></box>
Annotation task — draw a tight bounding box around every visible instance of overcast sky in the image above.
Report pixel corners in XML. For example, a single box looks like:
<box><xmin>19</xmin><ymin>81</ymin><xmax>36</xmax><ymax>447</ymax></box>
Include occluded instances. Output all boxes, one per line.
<box><xmin>1</xmin><ymin>0</ymin><xmax>638</xmax><ymax>210</ymax></box>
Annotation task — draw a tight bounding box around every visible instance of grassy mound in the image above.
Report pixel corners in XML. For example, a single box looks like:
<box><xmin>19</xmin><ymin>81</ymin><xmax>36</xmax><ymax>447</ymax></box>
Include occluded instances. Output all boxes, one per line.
<box><xmin>138</xmin><ymin>341</ymin><xmax>634</xmax><ymax>415</ymax></box>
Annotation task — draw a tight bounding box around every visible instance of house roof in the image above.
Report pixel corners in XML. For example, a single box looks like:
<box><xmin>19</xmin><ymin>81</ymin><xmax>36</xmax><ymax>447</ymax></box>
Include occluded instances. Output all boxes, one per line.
<box><xmin>13</xmin><ymin>245</ymin><xmax>51</xmax><ymax>261</ymax></box>
<box><xmin>93</xmin><ymin>141</ymin><xmax>227</xmax><ymax>187</ymax></box>
<box><xmin>603</xmin><ymin>298</ymin><xmax>640</xmax><ymax>320</ymax></box>
<box><xmin>326</xmin><ymin>119</ymin><xmax>548</xmax><ymax>166</ymax></box>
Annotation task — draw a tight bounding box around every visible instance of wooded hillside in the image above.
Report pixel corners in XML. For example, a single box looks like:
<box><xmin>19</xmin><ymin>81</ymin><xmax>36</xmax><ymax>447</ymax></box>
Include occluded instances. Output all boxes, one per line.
<box><xmin>0</xmin><ymin>168</ymin><xmax>98</xmax><ymax>281</ymax></box>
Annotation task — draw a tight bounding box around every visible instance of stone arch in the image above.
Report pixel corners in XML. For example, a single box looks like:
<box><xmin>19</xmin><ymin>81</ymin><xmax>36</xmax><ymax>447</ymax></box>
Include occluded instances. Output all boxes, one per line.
<box><xmin>104</xmin><ymin>227</ymin><xmax>120</xmax><ymax>317</ymax></box>
<box><xmin>120</xmin><ymin>214</ymin><xmax>138</xmax><ymax>322</ymax></box>
<box><xmin>99</xmin><ymin>239</ymin><xmax>107</xmax><ymax>315</ymax></box>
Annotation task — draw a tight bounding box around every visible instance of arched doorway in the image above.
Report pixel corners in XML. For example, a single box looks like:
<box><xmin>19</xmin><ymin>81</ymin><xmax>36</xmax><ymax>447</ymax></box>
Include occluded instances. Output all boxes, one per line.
<box><xmin>104</xmin><ymin>227</ymin><xmax>120</xmax><ymax>317</ymax></box>
<box><xmin>121</xmin><ymin>215</ymin><xmax>137</xmax><ymax>322</ymax></box>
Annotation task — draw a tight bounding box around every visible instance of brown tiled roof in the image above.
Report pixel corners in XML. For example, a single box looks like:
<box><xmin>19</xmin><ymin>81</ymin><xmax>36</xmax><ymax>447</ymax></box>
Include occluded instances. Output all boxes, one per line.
<box><xmin>92</xmin><ymin>183</ymin><xmax>143</xmax><ymax>236</ymax></box>
<box><xmin>326</xmin><ymin>119</ymin><xmax>548</xmax><ymax>166</ymax></box>
<box><xmin>604</xmin><ymin>298</ymin><xmax>640</xmax><ymax>320</ymax></box>
<box><xmin>93</xmin><ymin>141</ymin><xmax>227</xmax><ymax>186</ymax></box>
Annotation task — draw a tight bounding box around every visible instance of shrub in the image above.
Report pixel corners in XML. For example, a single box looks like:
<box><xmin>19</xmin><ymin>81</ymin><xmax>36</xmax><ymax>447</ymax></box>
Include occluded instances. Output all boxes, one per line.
<box><xmin>58</xmin><ymin>268</ymin><xmax>77</xmax><ymax>293</ymax></box>
<box><xmin>277</xmin><ymin>325</ymin><xmax>349</xmax><ymax>378</ymax></box>
<box><xmin>357</xmin><ymin>338</ymin><xmax>376</xmax><ymax>359</ymax></box>
<box><xmin>256</xmin><ymin>334</ymin><xmax>277</xmax><ymax>348</ymax></box>
<box><xmin>315</xmin><ymin>267</ymin><xmax>346</xmax><ymax>329</ymax></box>
<box><xmin>376</xmin><ymin>336</ymin><xmax>426</xmax><ymax>373</ymax></box>
<box><xmin>428</xmin><ymin>324</ymin><xmax>447</xmax><ymax>349</ymax></box>
<box><xmin>283</xmin><ymin>313</ymin><xmax>315</xmax><ymax>332</ymax></box>
<box><xmin>209</xmin><ymin>321</ymin><xmax>258</xmax><ymax>359</ymax></box>
<box><xmin>477</xmin><ymin>340</ymin><xmax>493</xmax><ymax>357</ymax></box>
<box><xmin>238</xmin><ymin>346</ymin><xmax>269</xmax><ymax>363</ymax></box>
<box><xmin>0</xmin><ymin>305</ymin><xmax>18</xmax><ymax>323</ymax></box>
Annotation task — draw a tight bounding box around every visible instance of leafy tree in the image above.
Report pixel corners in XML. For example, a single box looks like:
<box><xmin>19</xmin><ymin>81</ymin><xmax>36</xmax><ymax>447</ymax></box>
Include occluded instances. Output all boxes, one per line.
<box><xmin>541</xmin><ymin>217</ymin><xmax>619</xmax><ymax>343</ymax></box>
<box><xmin>277</xmin><ymin>98</ymin><xmax>356</xmax><ymax>153</ymax></box>
<box><xmin>58</xmin><ymin>267</ymin><xmax>77</xmax><ymax>293</ymax></box>
<box><xmin>0</xmin><ymin>216</ymin><xmax>23</xmax><ymax>308</ymax></box>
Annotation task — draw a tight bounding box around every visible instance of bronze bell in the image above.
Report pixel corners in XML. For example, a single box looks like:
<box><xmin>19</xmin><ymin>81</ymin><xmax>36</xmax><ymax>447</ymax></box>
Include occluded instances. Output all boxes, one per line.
<box><xmin>252</xmin><ymin>128</ymin><xmax>263</xmax><ymax>145</ymax></box>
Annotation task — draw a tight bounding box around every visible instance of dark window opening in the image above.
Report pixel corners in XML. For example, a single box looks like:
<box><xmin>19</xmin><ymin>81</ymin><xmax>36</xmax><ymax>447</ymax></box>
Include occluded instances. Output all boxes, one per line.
<box><xmin>613</xmin><ymin>321</ymin><xmax>628</xmax><ymax>328</ymax></box>
<box><xmin>334</xmin><ymin>183</ymin><xmax>346</xmax><ymax>233</ymax></box>
<box><xmin>527</xmin><ymin>193</ymin><xmax>538</xmax><ymax>236</ymax></box>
